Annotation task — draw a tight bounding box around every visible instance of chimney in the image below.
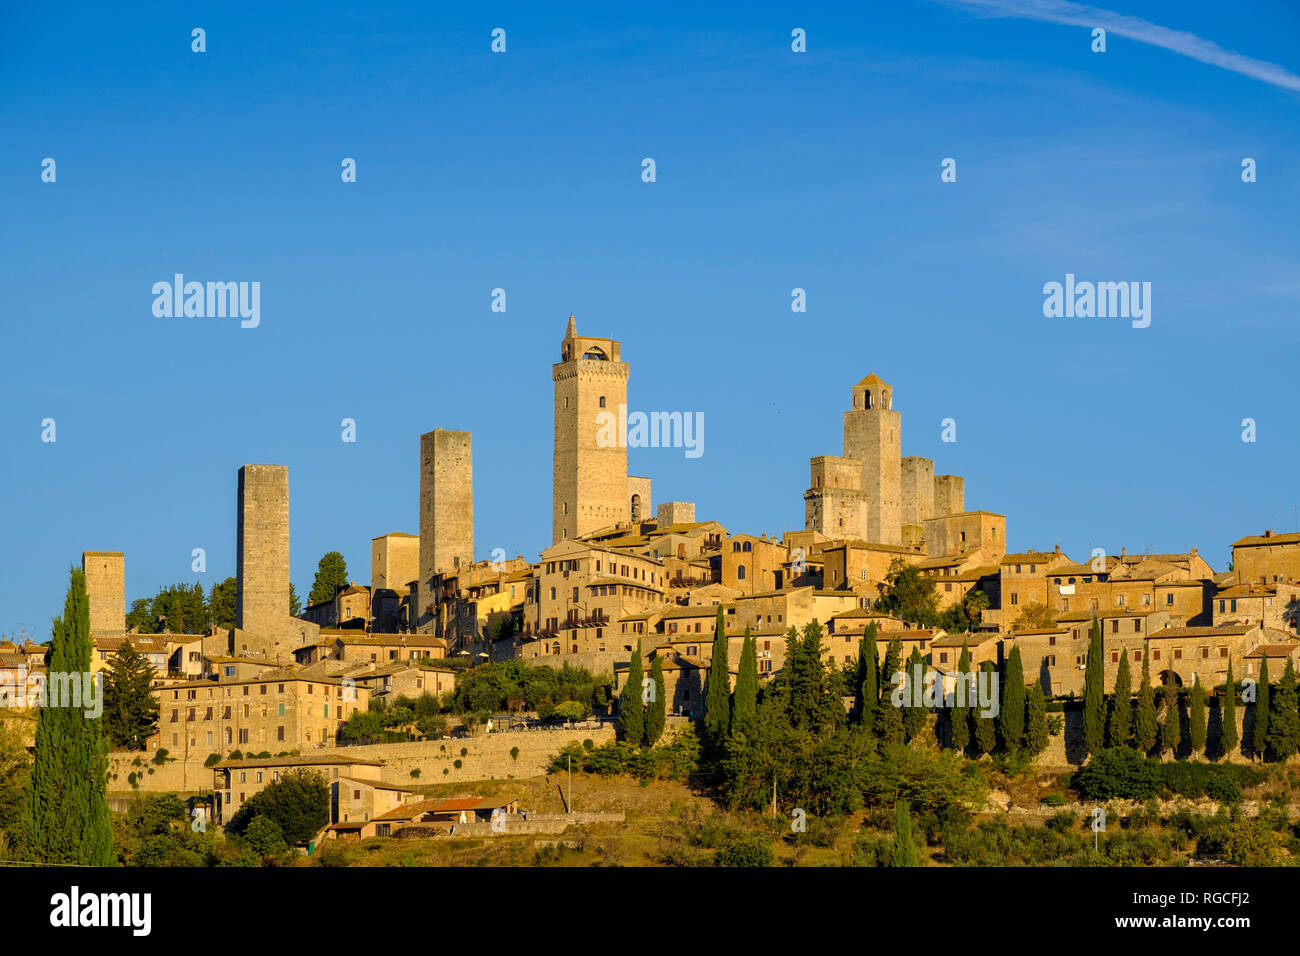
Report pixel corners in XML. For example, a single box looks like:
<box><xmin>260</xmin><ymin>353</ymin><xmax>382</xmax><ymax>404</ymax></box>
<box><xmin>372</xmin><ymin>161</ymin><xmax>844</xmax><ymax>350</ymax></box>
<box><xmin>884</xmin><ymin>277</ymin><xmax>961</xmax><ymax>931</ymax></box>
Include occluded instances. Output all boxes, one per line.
<box><xmin>1265</xmin><ymin>530</ymin><xmax>1273</xmax><ymax>538</ymax></box>
<box><xmin>1054</xmin><ymin>544</ymin><xmax>1061</xmax><ymax>554</ymax></box>
<box><xmin>1120</xmin><ymin>547</ymin><xmax>1126</xmax><ymax>558</ymax></box>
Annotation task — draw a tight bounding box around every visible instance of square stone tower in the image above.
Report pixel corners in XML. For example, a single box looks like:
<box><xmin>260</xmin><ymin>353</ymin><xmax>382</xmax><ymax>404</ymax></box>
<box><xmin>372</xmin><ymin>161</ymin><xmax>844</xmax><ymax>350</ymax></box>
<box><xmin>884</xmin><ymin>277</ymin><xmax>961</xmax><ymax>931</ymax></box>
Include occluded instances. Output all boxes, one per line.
<box><xmin>82</xmin><ymin>551</ymin><xmax>125</xmax><ymax>635</ymax></box>
<box><xmin>933</xmin><ymin>474</ymin><xmax>966</xmax><ymax>516</ymax></box>
<box><xmin>804</xmin><ymin>456</ymin><xmax>869</xmax><ymax>539</ymax></box>
<box><xmin>236</xmin><ymin>464</ymin><xmax>290</xmax><ymax>640</ymax></box>
<box><xmin>371</xmin><ymin>532</ymin><xmax>419</xmax><ymax>592</ymax></box>
<box><xmin>843</xmin><ymin>374</ymin><xmax>902</xmax><ymax>545</ymax></box>
<box><xmin>553</xmin><ymin>315</ymin><xmax>629</xmax><ymax>543</ymax></box>
<box><xmin>901</xmin><ymin>456</ymin><xmax>936</xmax><ymax>528</ymax></box>
<box><xmin>419</xmin><ymin>429</ymin><xmax>474</xmax><ymax>625</ymax></box>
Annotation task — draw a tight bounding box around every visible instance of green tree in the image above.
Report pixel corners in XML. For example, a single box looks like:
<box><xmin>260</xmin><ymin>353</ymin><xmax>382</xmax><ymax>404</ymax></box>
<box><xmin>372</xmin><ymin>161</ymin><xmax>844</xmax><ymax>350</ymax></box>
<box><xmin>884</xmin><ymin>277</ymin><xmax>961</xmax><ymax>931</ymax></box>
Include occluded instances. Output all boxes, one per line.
<box><xmin>102</xmin><ymin>640</ymin><xmax>160</xmax><ymax>750</ymax></box>
<box><xmin>308</xmin><ymin>551</ymin><xmax>348</xmax><ymax>607</ymax></box>
<box><xmin>879</xmin><ymin>636</ymin><xmax>902</xmax><ymax>710</ymax></box>
<box><xmin>972</xmin><ymin>661</ymin><xmax>997</xmax><ymax>756</ymax></box>
<box><xmin>1266</xmin><ymin>657</ymin><xmax>1300</xmax><ymax>762</ymax></box>
<box><xmin>1024</xmin><ymin>683</ymin><xmax>1048</xmax><ymax>756</ymax></box>
<box><xmin>703</xmin><ymin>609</ymin><xmax>731</xmax><ymax>753</ymax></box>
<box><xmin>619</xmin><ymin>640</ymin><xmax>645</xmax><ymax>746</ymax></box>
<box><xmin>1221</xmin><ymin>662</ymin><xmax>1239</xmax><ymax>756</ymax></box>
<box><xmin>855</xmin><ymin>622</ymin><xmax>880</xmax><ymax>732</ymax></box>
<box><xmin>1159</xmin><ymin>674</ymin><xmax>1180</xmax><ymax>757</ymax></box>
<box><xmin>1134</xmin><ymin>652</ymin><xmax>1157</xmax><ymax>754</ymax></box>
<box><xmin>208</xmin><ymin>576</ymin><xmax>238</xmax><ymax>629</ymax></box>
<box><xmin>1188</xmin><ymin>674</ymin><xmax>1207</xmax><ymax>758</ymax></box>
<box><xmin>730</xmin><ymin>630</ymin><xmax>757</xmax><ymax>742</ymax></box>
<box><xmin>998</xmin><ymin>645</ymin><xmax>1026</xmax><ymax>753</ymax></box>
<box><xmin>22</xmin><ymin>567</ymin><xmax>113</xmax><ymax>865</ymax></box>
<box><xmin>877</xmin><ymin>559</ymin><xmax>940</xmax><ymax>627</ymax></box>
<box><xmin>950</xmin><ymin>641</ymin><xmax>971</xmax><ymax>754</ymax></box>
<box><xmin>645</xmin><ymin>653</ymin><xmax>667</xmax><ymax>747</ymax></box>
<box><xmin>1107</xmin><ymin>649</ymin><xmax>1132</xmax><ymax>748</ymax></box>
<box><xmin>243</xmin><ymin>814</ymin><xmax>288</xmax><ymax>858</ymax></box>
<box><xmin>890</xmin><ymin>800</ymin><xmax>920</xmax><ymax>867</ymax></box>
<box><xmin>902</xmin><ymin>647</ymin><xmax>928</xmax><ymax>742</ymax></box>
<box><xmin>226</xmin><ymin>769</ymin><xmax>329</xmax><ymax>845</ymax></box>
<box><xmin>1251</xmin><ymin>656</ymin><xmax>1270</xmax><ymax>760</ymax></box>
<box><xmin>289</xmin><ymin>583</ymin><xmax>302</xmax><ymax>617</ymax></box>
<box><xmin>1082</xmin><ymin>615</ymin><xmax>1105</xmax><ymax>757</ymax></box>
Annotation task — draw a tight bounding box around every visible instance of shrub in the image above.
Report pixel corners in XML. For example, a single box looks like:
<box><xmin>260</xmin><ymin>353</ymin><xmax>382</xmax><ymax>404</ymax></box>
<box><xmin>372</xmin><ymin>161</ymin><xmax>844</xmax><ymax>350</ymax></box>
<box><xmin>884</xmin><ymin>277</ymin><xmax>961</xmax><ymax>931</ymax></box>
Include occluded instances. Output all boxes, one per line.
<box><xmin>510</xmin><ymin>746</ymin><xmax>519</xmax><ymax>761</ymax></box>
<box><xmin>1042</xmin><ymin>792</ymin><xmax>1068</xmax><ymax>807</ymax></box>
<box><xmin>409</xmin><ymin>769</ymin><xmax>421</xmax><ymax>779</ymax></box>
<box><xmin>151</xmin><ymin>749</ymin><xmax>169</xmax><ymax>765</ymax></box>
<box><xmin>715</xmin><ymin>834</ymin><xmax>773</xmax><ymax>867</ymax></box>
<box><xmin>203</xmin><ymin>753</ymin><xmax>222</xmax><ymax>768</ymax></box>
<box><xmin>1075</xmin><ymin>748</ymin><xmax>1161</xmax><ymax>801</ymax></box>
<box><xmin>453</xmin><ymin>759</ymin><xmax>462</xmax><ymax>769</ymax></box>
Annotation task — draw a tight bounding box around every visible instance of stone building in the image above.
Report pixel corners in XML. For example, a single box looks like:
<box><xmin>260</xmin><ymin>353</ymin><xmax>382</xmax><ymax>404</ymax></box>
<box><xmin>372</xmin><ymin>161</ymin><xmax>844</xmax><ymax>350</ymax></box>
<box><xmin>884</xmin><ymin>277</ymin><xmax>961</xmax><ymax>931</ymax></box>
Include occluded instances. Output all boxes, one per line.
<box><xmin>372</xmin><ymin>532</ymin><xmax>419</xmax><ymax>592</ymax></box>
<box><xmin>1232</xmin><ymin>530</ymin><xmax>1300</xmax><ymax>585</ymax></box>
<box><xmin>150</xmin><ymin>672</ymin><xmax>371</xmax><ymax>761</ymax></box>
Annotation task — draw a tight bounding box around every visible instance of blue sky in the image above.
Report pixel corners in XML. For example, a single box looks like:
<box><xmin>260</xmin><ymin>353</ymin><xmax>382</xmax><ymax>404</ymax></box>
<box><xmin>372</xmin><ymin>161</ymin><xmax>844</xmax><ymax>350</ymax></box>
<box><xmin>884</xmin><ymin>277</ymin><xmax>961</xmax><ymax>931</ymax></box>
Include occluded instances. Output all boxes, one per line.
<box><xmin>2</xmin><ymin>0</ymin><xmax>1298</xmax><ymax>641</ymax></box>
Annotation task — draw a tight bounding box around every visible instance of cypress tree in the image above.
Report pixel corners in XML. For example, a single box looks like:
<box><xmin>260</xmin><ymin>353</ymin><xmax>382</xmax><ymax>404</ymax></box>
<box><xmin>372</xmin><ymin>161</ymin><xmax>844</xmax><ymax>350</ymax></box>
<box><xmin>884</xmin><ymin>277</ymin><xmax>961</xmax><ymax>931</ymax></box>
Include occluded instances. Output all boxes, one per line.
<box><xmin>902</xmin><ymin>647</ymin><xmax>928</xmax><ymax>741</ymax></box>
<box><xmin>1266</xmin><ymin>657</ymin><xmax>1300</xmax><ymax>762</ymax></box>
<box><xmin>1251</xmin><ymin>656</ymin><xmax>1270</xmax><ymax>760</ymax></box>
<box><xmin>1189</xmin><ymin>674</ymin><xmax>1207</xmax><ymax>757</ymax></box>
<box><xmin>619</xmin><ymin>639</ymin><xmax>645</xmax><ymax>745</ymax></box>
<box><xmin>702</xmin><ymin>608</ymin><xmax>731</xmax><ymax>752</ymax></box>
<box><xmin>972</xmin><ymin>661</ymin><xmax>997</xmax><ymax>756</ymax></box>
<box><xmin>950</xmin><ymin>641</ymin><xmax>972</xmax><ymax>754</ymax></box>
<box><xmin>1082</xmin><ymin>615</ymin><xmax>1105</xmax><ymax>756</ymax></box>
<box><xmin>890</xmin><ymin>800</ymin><xmax>920</xmax><ymax>867</ymax></box>
<box><xmin>880</xmin><ymin>637</ymin><xmax>902</xmax><ymax>709</ymax></box>
<box><xmin>1134</xmin><ymin>652</ymin><xmax>1157</xmax><ymax>754</ymax></box>
<box><xmin>998</xmin><ymin>645</ymin><xmax>1026</xmax><ymax>753</ymax></box>
<box><xmin>857</xmin><ymin>622</ymin><xmax>880</xmax><ymax>732</ymax></box>
<box><xmin>730</xmin><ymin>630</ymin><xmax>757</xmax><ymax>741</ymax></box>
<box><xmin>645</xmin><ymin>653</ymin><xmax>667</xmax><ymax>747</ymax></box>
<box><xmin>1221</xmin><ymin>662</ymin><xmax>1239</xmax><ymax>756</ymax></box>
<box><xmin>22</xmin><ymin>567</ymin><xmax>113</xmax><ymax>865</ymax></box>
<box><xmin>1025</xmin><ymin>683</ymin><xmax>1048</xmax><ymax>756</ymax></box>
<box><xmin>1159</xmin><ymin>673</ymin><xmax>1179</xmax><ymax>756</ymax></box>
<box><xmin>1107</xmin><ymin>649</ymin><xmax>1132</xmax><ymax>748</ymax></box>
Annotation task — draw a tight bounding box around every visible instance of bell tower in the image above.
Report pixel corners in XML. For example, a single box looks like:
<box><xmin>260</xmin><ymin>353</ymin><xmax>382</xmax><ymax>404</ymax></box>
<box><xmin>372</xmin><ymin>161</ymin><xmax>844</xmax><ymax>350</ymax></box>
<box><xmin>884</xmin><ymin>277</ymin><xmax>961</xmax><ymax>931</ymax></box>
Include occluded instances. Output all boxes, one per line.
<box><xmin>553</xmin><ymin>315</ymin><xmax>629</xmax><ymax>542</ymax></box>
<box><xmin>843</xmin><ymin>373</ymin><xmax>902</xmax><ymax>544</ymax></box>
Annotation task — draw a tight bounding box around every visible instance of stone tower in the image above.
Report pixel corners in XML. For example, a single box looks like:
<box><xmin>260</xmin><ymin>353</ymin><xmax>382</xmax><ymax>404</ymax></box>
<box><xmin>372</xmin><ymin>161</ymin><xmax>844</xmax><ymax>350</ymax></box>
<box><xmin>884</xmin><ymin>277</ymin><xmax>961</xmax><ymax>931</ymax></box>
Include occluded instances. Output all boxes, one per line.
<box><xmin>418</xmin><ymin>429</ymin><xmax>474</xmax><ymax>627</ymax></box>
<box><xmin>236</xmin><ymin>464</ymin><xmax>290</xmax><ymax>640</ymax></box>
<box><xmin>553</xmin><ymin>315</ymin><xmax>629</xmax><ymax>543</ymax></box>
<box><xmin>843</xmin><ymin>374</ymin><xmax>902</xmax><ymax>545</ymax></box>
<box><xmin>82</xmin><ymin>551</ymin><xmax>125</xmax><ymax>635</ymax></box>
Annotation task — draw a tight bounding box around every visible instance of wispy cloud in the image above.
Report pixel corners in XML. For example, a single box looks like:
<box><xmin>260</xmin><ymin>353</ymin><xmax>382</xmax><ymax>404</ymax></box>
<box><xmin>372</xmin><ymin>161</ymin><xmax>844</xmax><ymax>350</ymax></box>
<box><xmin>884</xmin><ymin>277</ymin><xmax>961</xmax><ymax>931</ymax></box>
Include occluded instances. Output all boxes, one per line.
<box><xmin>939</xmin><ymin>0</ymin><xmax>1300</xmax><ymax>93</ymax></box>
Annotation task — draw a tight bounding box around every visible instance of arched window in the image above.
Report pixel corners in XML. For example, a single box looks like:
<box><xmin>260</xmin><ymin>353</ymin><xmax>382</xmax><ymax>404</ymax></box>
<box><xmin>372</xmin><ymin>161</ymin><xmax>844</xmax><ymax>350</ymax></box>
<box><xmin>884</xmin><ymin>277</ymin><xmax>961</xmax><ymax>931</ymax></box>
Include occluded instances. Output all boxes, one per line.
<box><xmin>583</xmin><ymin>347</ymin><xmax>608</xmax><ymax>361</ymax></box>
<box><xmin>742</xmin><ymin>541</ymin><xmax>752</xmax><ymax>553</ymax></box>
<box><xmin>738</xmin><ymin>565</ymin><xmax>747</xmax><ymax>580</ymax></box>
<box><xmin>630</xmin><ymin>493</ymin><xmax>641</xmax><ymax>520</ymax></box>
<box><xmin>864</xmin><ymin>391</ymin><xmax>872</xmax><ymax>409</ymax></box>
<box><xmin>732</xmin><ymin>542</ymin><xmax>741</xmax><ymax>552</ymax></box>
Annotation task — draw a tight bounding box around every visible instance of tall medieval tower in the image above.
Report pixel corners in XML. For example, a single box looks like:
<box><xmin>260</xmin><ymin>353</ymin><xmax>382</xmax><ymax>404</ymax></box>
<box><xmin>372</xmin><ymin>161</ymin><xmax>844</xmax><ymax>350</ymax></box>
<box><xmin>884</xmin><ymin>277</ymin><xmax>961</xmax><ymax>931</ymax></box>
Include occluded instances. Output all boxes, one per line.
<box><xmin>843</xmin><ymin>374</ymin><xmax>902</xmax><ymax>545</ymax></box>
<box><xmin>553</xmin><ymin>315</ymin><xmax>629</xmax><ymax>543</ymax></box>
<box><xmin>417</xmin><ymin>429</ymin><xmax>474</xmax><ymax>630</ymax></box>
<box><xmin>236</xmin><ymin>464</ymin><xmax>290</xmax><ymax>639</ymax></box>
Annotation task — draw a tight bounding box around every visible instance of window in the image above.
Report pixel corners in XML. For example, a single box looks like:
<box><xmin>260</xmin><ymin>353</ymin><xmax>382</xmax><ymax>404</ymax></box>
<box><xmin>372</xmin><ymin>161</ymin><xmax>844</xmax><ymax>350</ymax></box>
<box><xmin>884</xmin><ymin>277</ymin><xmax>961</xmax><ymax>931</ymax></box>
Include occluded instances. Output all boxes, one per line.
<box><xmin>1010</xmin><ymin>593</ymin><xmax>1019</xmax><ymax>606</ymax></box>
<box><xmin>599</xmin><ymin>396</ymin><xmax>606</xmax><ymax>408</ymax></box>
<box><xmin>1167</xmin><ymin>593</ymin><xmax>1174</xmax><ymax>605</ymax></box>
<box><xmin>738</xmin><ymin>565</ymin><xmax>746</xmax><ymax>580</ymax></box>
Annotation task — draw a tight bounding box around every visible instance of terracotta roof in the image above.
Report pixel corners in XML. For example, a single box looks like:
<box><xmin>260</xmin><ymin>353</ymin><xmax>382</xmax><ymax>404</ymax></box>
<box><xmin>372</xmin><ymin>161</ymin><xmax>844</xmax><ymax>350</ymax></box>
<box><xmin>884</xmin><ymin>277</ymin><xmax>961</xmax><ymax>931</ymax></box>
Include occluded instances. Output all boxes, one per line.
<box><xmin>1245</xmin><ymin>644</ymin><xmax>1300</xmax><ymax>658</ymax></box>
<box><xmin>856</xmin><ymin>373</ymin><xmax>887</xmax><ymax>386</ymax></box>
<box><xmin>1234</xmin><ymin>532</ymin><xmax>1300</xmax><ymax>548</ymax></box>
<box><xmin>373</xmin><ymin>795</ymin><xmax>513</xmax><ymax>821</ymax></box>
<box><xmin>1148</xmin><ymin>625</ymin><xmax>1255</xmax><ymax>640</ymax></box>
<box><xmin>1001</xmin><ymin>551</ymin><xmax>1065</xmax><ymax>565</ymax></box>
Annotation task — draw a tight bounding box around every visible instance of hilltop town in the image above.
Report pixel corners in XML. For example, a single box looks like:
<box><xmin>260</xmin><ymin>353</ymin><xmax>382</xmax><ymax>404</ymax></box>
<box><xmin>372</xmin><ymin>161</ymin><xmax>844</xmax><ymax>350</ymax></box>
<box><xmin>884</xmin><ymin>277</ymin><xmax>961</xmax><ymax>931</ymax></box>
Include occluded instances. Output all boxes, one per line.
<box><xmin>5</xmin><ymin>314</ymin><xmax>1300</xmax><ymax>864</ymax></box>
